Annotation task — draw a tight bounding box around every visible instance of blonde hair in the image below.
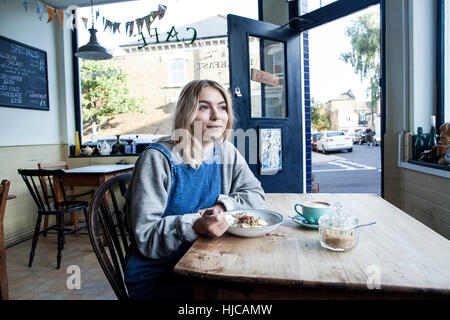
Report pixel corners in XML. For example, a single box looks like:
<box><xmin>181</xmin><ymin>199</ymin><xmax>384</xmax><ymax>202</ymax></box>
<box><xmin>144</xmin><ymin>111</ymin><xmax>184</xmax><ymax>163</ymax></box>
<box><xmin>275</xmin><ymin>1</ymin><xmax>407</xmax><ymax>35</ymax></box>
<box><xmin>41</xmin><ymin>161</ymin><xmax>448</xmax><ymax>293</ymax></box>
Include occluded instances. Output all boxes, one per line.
<box><xmin>161</xmin><ymin>80</ymin><xmax>234</xmax><ymax>169</ymax></box>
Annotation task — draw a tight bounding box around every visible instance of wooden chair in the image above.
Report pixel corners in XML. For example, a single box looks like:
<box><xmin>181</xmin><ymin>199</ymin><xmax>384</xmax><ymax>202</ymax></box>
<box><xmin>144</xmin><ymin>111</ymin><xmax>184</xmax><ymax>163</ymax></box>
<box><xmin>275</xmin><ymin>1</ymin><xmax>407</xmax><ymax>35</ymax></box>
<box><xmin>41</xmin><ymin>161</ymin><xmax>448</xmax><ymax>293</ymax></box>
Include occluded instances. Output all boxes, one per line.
<box><xmin>38</xmin><ymin>161</ymin><xmax>95</xmax><ymax>237</ymax></box>
<box><xmin>87</xmin><ymin>173</ymin><xmax>132</xmax><ymax>301</ymax></box>
<box><xmin>18</xmin><ymin>169</ymin><xmax>89</xmax><ymax>269</ymax></box>
<box><xmin>0</xmin><ymin>180</ymin><xmax>11</xmax><ymax>300</ymax></box>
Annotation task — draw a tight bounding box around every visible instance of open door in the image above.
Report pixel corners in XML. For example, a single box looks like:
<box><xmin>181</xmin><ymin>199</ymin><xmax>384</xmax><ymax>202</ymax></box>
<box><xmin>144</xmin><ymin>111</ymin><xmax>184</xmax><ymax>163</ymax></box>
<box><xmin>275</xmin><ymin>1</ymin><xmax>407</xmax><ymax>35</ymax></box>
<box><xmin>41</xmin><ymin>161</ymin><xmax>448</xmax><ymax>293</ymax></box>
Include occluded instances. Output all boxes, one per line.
<box><xmin>227</xmin><ymin>14</ymin><xmax>303</xmax><ymax>193</ymax></box>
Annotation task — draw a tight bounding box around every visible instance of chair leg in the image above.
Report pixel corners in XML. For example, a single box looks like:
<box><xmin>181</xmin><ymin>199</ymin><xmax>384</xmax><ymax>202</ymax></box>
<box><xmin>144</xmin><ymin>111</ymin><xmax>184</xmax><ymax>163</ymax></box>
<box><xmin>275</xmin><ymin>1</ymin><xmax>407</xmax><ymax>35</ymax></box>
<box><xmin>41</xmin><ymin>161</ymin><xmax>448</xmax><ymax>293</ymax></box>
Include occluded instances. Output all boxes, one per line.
<box><xmin>83</xmin><ymin>207</ymin><xmax>88</xmax><ymax>226</ymax></box>
<box><xmin>56</xmin><ymin>213</ymin><xmax>64</xmax><ymax>270</ymax></box>
<box><xmin>73</xmin><ymin>212</ymin><xmax>79</xmax><ymax>237</ymax></box>
<box><xmin>43</xmin><ymin>215</ymin><xmax>49</xmax><ymax>237</ymax></box>
<box><xmin>28</xmin><ymin>213</ymin><xmax>42</xmax><ymax>267</ymax></box>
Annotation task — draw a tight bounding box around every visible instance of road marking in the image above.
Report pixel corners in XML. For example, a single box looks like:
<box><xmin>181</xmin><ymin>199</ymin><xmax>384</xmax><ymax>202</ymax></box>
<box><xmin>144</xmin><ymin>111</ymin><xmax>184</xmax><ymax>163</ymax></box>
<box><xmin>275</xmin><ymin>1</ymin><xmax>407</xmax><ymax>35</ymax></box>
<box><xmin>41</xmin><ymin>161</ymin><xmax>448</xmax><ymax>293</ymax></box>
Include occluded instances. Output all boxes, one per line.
<box><xmin>312</xmin><ymin>158</ymin><xmax>378</xmax><ymax>172</ymax></box>
<box><xmin>330</xmin><ymin>161</ymin><xmax>355</xmax><ymax>170</ymax></box>
<box><xmin>333</xmin><ymin>159</ymin><xmax>376</xmax><ymax>170</ymax></box>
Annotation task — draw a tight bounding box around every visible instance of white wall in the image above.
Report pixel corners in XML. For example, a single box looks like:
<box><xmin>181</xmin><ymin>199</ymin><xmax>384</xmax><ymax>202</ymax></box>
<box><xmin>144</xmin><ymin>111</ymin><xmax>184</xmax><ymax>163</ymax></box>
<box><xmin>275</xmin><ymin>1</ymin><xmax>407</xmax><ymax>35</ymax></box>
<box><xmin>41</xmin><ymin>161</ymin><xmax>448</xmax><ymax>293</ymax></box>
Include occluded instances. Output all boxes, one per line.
<box><xmin>0</xmin><ymin>1</ymin><xmax>75</xmax><ymax>245</ymax></box>
<box><xmin>0</xmin><ymin>0</ymin><xmax>73</xmax><ymax>146</ymax></box>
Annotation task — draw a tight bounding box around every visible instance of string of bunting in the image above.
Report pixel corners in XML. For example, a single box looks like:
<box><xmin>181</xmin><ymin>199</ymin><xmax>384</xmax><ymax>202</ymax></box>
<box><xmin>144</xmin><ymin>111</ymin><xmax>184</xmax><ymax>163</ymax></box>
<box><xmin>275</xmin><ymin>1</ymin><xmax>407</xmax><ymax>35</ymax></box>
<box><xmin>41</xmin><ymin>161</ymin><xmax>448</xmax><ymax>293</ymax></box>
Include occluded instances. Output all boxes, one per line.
<box><xmin>99</xmin><ymin>4</ymin><xmax>167</xmax><ymax>38</ymax></box>
<box><xmin>3</xmin><ymin>0</ymin><xmax>167</xmax><ymax>37</ymax></box>
<box><xmin>14</xmin><ymin>0</ymin><xmax>67</xmax><ymax>26</ymax></box>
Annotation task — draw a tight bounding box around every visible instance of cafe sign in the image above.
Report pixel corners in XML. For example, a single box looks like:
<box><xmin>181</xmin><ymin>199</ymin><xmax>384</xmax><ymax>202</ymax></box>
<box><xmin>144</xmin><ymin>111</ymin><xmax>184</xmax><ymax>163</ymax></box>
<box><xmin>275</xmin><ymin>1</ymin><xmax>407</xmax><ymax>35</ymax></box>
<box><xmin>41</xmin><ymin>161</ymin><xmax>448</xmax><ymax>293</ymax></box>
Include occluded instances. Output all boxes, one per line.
<box><xmin>135</xmin><ymin>26</ymin><xmax>198</xmax><ymax>49</ymax></box>
<box><xmin>251</xmin><ymin>68</ymin><xmax>280</xmax><ymax>86</ymax></box>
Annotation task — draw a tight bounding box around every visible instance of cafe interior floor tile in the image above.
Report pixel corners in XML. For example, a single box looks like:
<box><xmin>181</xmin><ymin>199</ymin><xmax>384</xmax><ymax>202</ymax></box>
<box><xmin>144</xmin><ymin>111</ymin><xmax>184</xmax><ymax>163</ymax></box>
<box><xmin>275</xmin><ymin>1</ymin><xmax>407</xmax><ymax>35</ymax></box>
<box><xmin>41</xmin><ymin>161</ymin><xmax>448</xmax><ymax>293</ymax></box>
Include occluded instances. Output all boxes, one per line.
<box><xmin>5</xmin><ymin>232</ymin><xmax>117</xmax><ymax>300</ymax></box>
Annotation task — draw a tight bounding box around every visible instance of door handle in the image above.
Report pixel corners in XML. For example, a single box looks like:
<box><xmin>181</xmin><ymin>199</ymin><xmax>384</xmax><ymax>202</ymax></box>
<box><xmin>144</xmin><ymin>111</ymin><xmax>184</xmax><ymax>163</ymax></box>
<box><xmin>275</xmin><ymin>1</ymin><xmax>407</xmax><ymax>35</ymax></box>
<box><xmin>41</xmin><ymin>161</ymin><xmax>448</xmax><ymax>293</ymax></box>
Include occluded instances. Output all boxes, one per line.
<box><xmin>234</xmin><ymin>87</ymin><xmax>242</xmax><ymax>97</ymax></box>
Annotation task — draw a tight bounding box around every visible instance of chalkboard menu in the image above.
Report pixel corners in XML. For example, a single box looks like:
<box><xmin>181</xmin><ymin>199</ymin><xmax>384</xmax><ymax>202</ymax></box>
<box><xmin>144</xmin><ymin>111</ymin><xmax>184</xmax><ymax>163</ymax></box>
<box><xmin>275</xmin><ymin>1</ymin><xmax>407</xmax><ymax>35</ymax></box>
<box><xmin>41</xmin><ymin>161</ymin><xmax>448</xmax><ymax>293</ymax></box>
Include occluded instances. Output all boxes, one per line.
<box><xmin>0</xmin><ymin>35</ymin><xmax>49</xmax><ymax>111</ymax></box>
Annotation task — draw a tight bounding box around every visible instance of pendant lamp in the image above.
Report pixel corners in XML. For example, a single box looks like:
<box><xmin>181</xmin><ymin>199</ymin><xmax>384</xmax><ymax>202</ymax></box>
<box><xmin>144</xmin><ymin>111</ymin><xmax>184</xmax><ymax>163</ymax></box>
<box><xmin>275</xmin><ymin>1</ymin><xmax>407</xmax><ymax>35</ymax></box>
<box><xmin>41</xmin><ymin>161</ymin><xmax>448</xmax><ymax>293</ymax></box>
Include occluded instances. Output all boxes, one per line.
<box><xmin>75</xmin><ymin>0</ymin><xmax>112</xmax><ymax>60</ymax></box>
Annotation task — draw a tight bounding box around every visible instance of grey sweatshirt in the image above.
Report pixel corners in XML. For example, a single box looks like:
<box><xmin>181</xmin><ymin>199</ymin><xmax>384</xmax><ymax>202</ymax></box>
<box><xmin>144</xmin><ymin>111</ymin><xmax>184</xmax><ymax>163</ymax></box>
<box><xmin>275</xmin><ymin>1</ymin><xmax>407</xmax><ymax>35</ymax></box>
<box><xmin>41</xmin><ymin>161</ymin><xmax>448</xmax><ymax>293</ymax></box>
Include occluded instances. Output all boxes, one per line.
<box><xmin>125</xmin><ymin>140</ymin><xmax>266</xmax><ymax>259</ymax></box>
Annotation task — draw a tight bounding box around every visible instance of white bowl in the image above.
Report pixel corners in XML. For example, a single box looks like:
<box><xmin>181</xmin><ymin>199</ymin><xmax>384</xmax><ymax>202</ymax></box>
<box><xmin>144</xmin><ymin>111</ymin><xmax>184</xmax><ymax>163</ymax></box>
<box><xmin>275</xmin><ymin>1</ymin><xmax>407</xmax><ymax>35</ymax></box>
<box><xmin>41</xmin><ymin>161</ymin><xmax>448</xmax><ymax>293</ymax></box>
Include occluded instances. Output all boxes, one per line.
<box><xmin>225</xmin><ymin>209</ymin><xmax>284</xmax><ymax>238</ymax></box>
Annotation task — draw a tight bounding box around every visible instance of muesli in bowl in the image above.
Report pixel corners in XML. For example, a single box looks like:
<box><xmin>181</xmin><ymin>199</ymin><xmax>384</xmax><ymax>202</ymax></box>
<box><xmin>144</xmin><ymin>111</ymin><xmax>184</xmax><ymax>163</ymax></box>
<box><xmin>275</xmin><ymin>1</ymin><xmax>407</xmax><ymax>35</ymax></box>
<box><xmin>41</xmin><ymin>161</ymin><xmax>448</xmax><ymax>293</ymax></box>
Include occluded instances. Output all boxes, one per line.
<box><xmin>225</xmin><ymin>209</ymin><xmax>283</xmax><ymax>238</ymax></box>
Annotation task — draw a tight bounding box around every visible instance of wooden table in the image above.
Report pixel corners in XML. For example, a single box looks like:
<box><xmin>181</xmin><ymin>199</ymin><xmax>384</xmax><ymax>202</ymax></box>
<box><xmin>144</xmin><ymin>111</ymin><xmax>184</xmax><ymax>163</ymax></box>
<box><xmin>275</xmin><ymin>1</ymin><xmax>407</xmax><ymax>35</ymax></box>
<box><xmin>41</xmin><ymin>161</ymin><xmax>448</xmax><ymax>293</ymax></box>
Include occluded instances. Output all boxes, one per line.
<box><xmin>174</xmin><ymin>193</ymin><xmax>450</xmax><ymax>299</ymax></box>
<box><xmin>61</xmin><ymin>164</ymin><xmax>134</xmax><ymax>189</ymax></box>
<box><xmin>53</xmin><ymin>165</ymin><xmax>134</xmax><ymax>234</ymax></box>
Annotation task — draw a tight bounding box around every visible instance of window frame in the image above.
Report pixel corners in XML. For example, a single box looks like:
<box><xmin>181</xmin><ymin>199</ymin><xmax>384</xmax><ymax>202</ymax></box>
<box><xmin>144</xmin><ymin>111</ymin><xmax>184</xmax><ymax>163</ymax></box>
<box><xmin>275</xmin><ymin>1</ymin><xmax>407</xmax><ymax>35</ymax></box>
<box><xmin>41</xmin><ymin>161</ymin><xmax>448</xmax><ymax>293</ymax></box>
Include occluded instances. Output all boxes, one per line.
<box><xmin>437</xmin><ymin>0</ymin><xmax>446</xmax><ymax>131</ymax></box>
<box><xmin>167</xmin><ymin>58</ymin><xmax>186</xmax><ymax>87</ymax></box>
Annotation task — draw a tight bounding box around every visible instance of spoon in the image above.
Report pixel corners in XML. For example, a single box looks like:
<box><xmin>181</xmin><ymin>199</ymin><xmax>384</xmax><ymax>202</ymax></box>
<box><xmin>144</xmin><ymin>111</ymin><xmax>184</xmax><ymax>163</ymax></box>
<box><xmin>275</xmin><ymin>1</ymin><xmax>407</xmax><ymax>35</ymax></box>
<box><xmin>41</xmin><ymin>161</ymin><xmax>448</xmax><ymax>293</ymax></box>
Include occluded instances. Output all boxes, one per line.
<box><xmin>353</xmin><ymin>222</ymin><xmax>376</xmax><ymax>229</ymax></box>
<box><xmin>289</xmin><ymin>216</ymin><xmax>375</xmax><ymax>228</ymax></box>
<box><xmin>288</xmin><ymin>215</ymin><xmax>317</xmax><ymax>225</ymax></box>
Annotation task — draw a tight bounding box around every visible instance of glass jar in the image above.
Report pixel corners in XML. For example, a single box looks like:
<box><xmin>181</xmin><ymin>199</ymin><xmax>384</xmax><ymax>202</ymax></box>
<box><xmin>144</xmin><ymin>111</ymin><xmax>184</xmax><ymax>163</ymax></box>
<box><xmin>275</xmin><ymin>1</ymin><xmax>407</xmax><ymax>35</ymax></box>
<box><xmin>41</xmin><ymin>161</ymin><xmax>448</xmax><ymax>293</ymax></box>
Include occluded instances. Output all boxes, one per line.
<box><xmin>318</xmin><ymin>203</ymin><xmax>359</xmax><ymax>252</ymax></box>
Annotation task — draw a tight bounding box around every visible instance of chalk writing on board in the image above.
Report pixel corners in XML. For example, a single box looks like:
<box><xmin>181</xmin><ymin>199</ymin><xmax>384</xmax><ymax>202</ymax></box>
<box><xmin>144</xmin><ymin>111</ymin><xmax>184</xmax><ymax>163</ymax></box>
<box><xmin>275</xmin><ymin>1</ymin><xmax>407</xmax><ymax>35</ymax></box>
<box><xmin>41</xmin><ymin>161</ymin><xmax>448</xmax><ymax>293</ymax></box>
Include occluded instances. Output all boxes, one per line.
<box><xmin>0</xmin><ymin>35</ymin><xmax>49</xmax><ymax>111</ymax></box>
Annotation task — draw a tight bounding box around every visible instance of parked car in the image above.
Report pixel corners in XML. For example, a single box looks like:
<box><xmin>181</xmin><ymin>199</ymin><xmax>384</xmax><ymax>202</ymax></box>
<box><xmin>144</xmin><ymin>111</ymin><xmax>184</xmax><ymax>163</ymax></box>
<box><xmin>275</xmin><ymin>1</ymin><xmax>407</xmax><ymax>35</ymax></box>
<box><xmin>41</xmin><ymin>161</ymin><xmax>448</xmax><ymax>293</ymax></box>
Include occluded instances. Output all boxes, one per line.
<box><xmin>353</xmin><ymin>130</ymin><xmax>365</xmax><ymax>144</ymax></box>
<box><xmin>348</xmin><ymin>132</ymin><xmax>357</xmax><ymax>144</ymax></box>
<box><xmin>311</xmin><ymin>132</ymin><xmax>323</xmax><ymax>151</ymax></box>
<box><xmin>316</xmin><ymin>131</ymin><xmax>353</xmax><ymax>154</ymax></box>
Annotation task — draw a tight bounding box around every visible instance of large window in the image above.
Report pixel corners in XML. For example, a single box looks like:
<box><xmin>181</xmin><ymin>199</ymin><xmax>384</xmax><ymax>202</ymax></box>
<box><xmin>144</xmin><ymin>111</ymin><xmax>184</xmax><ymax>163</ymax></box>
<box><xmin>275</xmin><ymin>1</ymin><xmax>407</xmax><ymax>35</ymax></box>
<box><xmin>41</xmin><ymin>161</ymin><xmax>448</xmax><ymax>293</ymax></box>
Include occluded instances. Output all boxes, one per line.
<box><xmin>75</xmin><ymin>0</ymin><xmax>258</xmax><ymax>143</ymax></box>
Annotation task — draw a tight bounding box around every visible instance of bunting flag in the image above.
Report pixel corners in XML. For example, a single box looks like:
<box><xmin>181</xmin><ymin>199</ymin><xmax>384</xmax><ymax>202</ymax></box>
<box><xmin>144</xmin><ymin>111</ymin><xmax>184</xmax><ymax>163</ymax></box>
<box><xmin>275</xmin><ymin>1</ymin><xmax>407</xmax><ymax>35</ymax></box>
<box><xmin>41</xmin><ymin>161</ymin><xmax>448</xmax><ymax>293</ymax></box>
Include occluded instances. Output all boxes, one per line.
<box><xmin>150</xmin><ymin>11</ymin><xmax>158</xmax><ymax>20</ymax></box>
<box><xmin>56</xmin><ymin>9</ymin><xmax>64</xmax><ymax>26</ymax></box>
<box><xmin>22</xmin><ymin>0</ymin><xmax>29</xmax><ymax>11</ymax></box>
<box><xmin>96</xmin><ymin>10</ymin><xmax>100</xmax><ymax>21</ymax></box>
<box><xmin>82</xmin><ymin>17</ymin><xmax>89</xmax><ymax>30</ymax></box>
<box><xmin>37</xmin><ymin>1</ymin><xmax>45</xmax><ymax>21</ymax></box>
<box><xmin>104</xmin><ymin>19</ymin><xmax>113</xmax><ymax>32</ymax></box>
<box><xmin>145</xmin><ymin>14</ymin><xmax>154</xmax><ymax>35</ymax></box>
<box><xmin>158</xmin><ymin>4</ymin><xmax>167</xmax><ymax>20</ymax></box>
<box><xmin>113</xmin><ymin>22</ymin><xmax>121</xmax><ymax>34</ymax></box>
<box><xmin>135</xmin><ymin>17</ymin><xmax>144</xmax><ymax>34</ymax></box>
<box><xmin>46</xmin><ymin>7</ymin><xmax>54</xmax><ymax>23</ymax></box>
<box><xmin>125</xmin><ymin>21</ymin><xmax>135</xmax><ymax>37</ymax></box>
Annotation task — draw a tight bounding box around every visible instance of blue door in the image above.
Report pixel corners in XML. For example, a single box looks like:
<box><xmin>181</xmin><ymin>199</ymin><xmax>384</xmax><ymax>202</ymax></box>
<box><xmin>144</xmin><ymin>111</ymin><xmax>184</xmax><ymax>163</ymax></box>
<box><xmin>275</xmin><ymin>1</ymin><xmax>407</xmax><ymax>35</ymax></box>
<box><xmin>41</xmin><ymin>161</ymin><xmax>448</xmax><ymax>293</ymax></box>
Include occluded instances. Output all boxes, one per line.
<box><xmin>228</xmin><ymin>14</ymin><xmax>303</xmax><ymax>193</ymax></box>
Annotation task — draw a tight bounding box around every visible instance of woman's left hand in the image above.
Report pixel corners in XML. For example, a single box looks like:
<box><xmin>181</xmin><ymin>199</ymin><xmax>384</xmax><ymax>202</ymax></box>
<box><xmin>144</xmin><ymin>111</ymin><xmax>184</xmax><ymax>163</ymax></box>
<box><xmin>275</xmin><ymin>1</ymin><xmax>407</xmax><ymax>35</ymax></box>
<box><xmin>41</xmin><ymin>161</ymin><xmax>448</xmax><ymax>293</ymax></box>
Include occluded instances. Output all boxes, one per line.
<box><xmin>198</xmin><ymin>203</ymin><xmax>226</xmax><ymax>216</ymax></box>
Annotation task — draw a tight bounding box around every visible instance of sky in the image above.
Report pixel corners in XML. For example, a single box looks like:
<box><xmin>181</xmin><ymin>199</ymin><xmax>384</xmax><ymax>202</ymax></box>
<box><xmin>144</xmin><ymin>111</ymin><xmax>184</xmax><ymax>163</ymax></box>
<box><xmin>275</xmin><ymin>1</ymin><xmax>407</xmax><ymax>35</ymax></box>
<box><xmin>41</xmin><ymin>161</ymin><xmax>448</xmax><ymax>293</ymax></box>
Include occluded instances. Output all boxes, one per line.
<box><xmin>76</xmin><ymin>0</ymin><xmax>379</xmax><ymax>104</ymax></box>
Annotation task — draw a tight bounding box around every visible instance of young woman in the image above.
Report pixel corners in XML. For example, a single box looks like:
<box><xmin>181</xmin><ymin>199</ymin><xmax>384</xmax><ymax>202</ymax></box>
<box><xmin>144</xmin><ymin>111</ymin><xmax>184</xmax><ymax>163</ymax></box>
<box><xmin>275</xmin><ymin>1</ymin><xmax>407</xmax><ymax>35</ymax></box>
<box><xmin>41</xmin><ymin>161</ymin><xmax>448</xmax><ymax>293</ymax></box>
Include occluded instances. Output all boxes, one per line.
<box><xmin>124</xmin><ymin>80</ymin><xmax>265</xmax><ymax>300</ymax></box>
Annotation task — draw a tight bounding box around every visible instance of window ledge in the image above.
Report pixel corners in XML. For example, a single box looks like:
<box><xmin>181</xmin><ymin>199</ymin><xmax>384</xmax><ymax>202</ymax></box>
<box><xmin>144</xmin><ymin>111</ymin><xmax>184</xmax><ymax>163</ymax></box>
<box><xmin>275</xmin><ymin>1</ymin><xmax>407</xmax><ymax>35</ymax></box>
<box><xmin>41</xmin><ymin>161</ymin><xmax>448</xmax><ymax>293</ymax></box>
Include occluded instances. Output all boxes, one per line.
<box><xmin>398</xmin><ymin>133</ymin><xmax>450</xmax><ymax>178</ymax></box>
<box><xmin>399</xmin><ymin>160</ymin><xmax>450</xmax><ymax>178</ymax></box>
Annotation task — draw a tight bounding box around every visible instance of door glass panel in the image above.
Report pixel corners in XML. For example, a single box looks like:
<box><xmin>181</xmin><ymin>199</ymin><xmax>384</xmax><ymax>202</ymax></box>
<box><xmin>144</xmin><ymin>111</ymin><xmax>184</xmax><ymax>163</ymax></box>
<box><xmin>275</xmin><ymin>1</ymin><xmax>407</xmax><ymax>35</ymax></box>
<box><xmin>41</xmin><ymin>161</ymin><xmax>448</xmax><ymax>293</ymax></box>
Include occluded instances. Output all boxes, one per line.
<box><xmin>249</xmin><ymin>36</ymin><xmax>287</xmax><ymax>118</ymax></box>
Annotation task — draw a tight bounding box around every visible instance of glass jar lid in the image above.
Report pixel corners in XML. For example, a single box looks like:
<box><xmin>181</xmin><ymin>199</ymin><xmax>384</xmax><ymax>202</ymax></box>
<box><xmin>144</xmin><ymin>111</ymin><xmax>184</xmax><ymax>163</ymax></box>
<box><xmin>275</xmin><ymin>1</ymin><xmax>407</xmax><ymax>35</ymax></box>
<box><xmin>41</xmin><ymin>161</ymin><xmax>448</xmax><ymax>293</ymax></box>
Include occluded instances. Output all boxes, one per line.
<box><xmin>318</xmin><ymin>202</ymin><xmax>358</xmax><ymax>230</ymax></box>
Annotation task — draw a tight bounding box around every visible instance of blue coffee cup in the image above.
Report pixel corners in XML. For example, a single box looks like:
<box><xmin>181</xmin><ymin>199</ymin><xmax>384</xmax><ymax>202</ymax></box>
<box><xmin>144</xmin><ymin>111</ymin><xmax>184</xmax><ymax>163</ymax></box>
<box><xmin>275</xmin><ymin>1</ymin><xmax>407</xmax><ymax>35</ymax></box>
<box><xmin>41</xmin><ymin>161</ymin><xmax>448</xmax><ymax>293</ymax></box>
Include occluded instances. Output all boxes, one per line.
<box><xmin>294</xmin><ymin>201</ymin><xmax>331</xmax><ymax>224</ymax></box>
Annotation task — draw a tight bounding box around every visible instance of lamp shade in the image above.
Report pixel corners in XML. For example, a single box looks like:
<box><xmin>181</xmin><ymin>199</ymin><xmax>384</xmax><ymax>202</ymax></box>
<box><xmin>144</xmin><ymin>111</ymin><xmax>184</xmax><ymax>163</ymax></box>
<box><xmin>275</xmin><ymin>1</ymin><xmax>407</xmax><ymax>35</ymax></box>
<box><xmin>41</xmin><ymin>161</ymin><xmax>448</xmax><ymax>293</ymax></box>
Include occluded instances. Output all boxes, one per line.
<box><xmin>75</xmin><ymin>28</ymin><xmax>112</xmax><ymax>60</ymax></box>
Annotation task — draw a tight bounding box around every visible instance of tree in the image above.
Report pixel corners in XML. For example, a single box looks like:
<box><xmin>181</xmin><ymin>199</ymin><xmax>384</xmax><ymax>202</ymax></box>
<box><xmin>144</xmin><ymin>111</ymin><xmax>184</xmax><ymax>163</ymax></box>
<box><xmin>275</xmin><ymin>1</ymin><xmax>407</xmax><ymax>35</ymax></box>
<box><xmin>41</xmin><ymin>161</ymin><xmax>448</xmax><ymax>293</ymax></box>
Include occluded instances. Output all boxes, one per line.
<box><xmin>341</xmin><ymin>12</ymin><xmax>380</xmax><ymax>126</ymax></box>
<box><xmin>311</xmin><ymin>98</ymin><xmax>331</xmax><ymax>132</ymax></box>
<box><xmin>80</xmin><ymin>60</ymin><xmax>144</xmax><ymax>137</ymax></box>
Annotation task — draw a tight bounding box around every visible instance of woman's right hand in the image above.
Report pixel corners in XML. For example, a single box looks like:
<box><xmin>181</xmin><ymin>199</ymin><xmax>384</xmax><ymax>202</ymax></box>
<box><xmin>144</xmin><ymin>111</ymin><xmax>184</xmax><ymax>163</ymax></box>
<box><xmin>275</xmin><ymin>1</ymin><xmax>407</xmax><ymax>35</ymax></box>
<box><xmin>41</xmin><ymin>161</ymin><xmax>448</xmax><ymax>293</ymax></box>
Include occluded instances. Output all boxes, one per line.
<box><xmin>193</xmin><ymin>208</ymin><xmax>229</xmax><ymax>237</ymax></box>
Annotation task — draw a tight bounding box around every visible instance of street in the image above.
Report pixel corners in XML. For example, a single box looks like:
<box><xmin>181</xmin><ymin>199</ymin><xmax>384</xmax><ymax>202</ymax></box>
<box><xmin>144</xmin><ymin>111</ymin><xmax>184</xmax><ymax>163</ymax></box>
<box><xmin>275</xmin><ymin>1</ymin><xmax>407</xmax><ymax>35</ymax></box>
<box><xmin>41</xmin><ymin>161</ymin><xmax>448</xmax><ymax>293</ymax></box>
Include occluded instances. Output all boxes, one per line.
<box><xmin>312</xmin><ymin>144</ymin><xmax>381</xmax><ymax>195</ymax></box>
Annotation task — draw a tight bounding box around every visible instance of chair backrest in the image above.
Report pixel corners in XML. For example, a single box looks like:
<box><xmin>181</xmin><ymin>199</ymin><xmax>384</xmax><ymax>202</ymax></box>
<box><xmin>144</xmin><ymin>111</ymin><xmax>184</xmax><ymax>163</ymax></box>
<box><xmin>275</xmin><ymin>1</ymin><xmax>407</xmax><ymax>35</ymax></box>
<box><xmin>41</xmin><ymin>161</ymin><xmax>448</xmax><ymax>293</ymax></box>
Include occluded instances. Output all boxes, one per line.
<box><xmin>17</xmin><ymin>169</ymin><xmax>68</xmax><ymax>212</ymax></box>
<box><xmin>1</xmin><ymin>180</ymin><xmax>11</xmax><ymax>300</ymax></box>
<box><xmin>0</xmin><ymin>180</ymin><xmax>10</xmax><ymax>225</ymax></box>
<box><xmin>87</xmin><ymin>173</ymin><xmax>132</xmax><ymax>301</ymax></box>
<box><xmin>37</xmin><ymin>161</ymin><xmax>70</xmax><ymax>170</ymax></box>
<box><xmin>37</xmin><ymin>161</ymin><xmax>70</xmax><ymax>198</ymax></box>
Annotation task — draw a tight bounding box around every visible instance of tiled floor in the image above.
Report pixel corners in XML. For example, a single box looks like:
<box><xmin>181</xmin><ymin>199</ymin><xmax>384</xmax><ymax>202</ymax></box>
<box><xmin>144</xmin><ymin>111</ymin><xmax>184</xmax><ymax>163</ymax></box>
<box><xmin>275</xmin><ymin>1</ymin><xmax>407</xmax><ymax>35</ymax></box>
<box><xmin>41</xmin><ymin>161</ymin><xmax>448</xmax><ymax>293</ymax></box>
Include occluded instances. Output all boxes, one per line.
<box><xmin>5</xmin><ymin>231</ymin><xmax>117</xmax><ymax>300</ymax></box>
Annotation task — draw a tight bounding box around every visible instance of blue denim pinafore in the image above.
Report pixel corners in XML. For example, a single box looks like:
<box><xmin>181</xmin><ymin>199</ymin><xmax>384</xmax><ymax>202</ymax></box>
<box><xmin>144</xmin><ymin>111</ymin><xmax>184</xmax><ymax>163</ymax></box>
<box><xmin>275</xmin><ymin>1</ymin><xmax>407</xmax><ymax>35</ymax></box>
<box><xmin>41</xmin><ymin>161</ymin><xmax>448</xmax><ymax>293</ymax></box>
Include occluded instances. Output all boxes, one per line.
<box><xmin>124</xmin><ymin>143</ymin><xmax>222</xmax><ymax>300</ymax></box>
